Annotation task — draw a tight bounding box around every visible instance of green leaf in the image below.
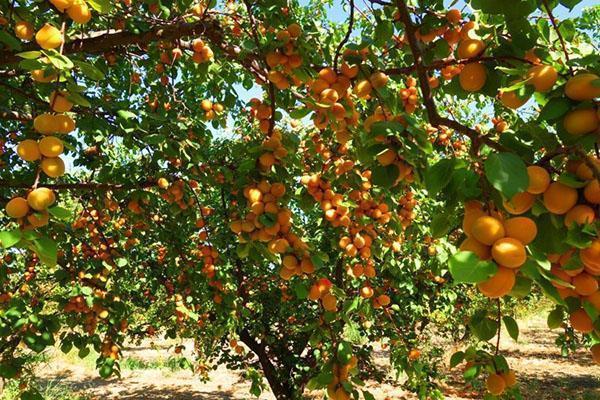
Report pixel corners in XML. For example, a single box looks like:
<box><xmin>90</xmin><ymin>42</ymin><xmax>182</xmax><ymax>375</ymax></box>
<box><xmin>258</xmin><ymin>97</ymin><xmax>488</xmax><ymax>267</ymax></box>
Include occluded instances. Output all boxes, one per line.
<box><xmin>48</xmin><ymin>206</ymin><xmax>71</xmax><ymax>220</ymax></box>
<box><xmin>470</xmin><ymin>315</ymin><xmax>498</xmax><ymax>341</ymax></box>
<box><xmin>337</xmin><ymin>341</ymin><xmax>353</xmax><ymax>364</ymax></box>
<box><xmin>362</xmin><ymin>391</ymin><xmax>376</xmax><ymax>400</ymax></box>
<box><xmin>371</xmin><ymin>164</ymin><xmax>399</xmax><ymax>188</ymax></box>
<box><xmin>88</xmin><ymin>0</ymin><xmax>113</xmax><ymax>13</ymax></box>
<box><xmin>502</xmin><ymin>316</ymin><xmax>519</xmax><ymax>341</ymax></box>
<box><xmin>373</xmin><ymin>20</ymin><xmax>393</xmax><ymax>46</ymax></box>
<box><xmin>143</xmin><ymin>134</ymin><xmax>165</xmax><ymax>144</ymax></box>
<box><xmin>117</xmin><ymin>110</ymin><xmax>137</xmax><ymax>120</ymax></box>
<box><xmin>0</xmin><ymin>229</ymin><xmax>22</xmax><ymax>248</ymax></box>
<box><xmin>67</xmin><ymin>91</ymin><xmax>90</xmax><ymax>107</ymax></box>
<box><xmin>0</xmin><ymin>31</ymin><xmax>22</xmax><ymax>51</ymax></box>
<box><xmin>538</xmin><ymin>97</ymin><xmax>571</xmax><ymax>121</ymax></box>
<box><xmin>73</xmin><ymin>60</ymin><xmax>105</xmax><ymax>80</ymax></box>
<box><xmin>258</xmin><ymin>213</ymin><xmax>277</xmax><ymax>227</ymax></box>
<box><xmin>33</xmin><ymin>236</ymin><xmax>57</xmax><ymax>267</ymax></box>
<box><xmin>430</xmin><ymin>212</ymin><xmax>453</xmax><ymax>238</ymax></box>
<box><xmin>484</xmin><ymin>153</ymin><xmax>529</xmax><ymax>199</ymax></box>
<box><xmin>449</xmin><ymin>251</ymin><xmax>498</xmax><ymax>283</ymax></box>
<box><xmin>17</xmin><ymin>51</ymin><xmax>42</xmax><ymax>59</ymax></box>
<box><xmin>450</xmin><ymin>351</ymin><xmax>465</xmax><ymax>368</ymax></box>
<box><xmin>425</xmin><ymin>158</ymin><xmax>460</xmax><ymax>195</ymax></box>
<box><xmin>560</xmin><ymin>0</ymin><xmax>582</xmax><ymax>9</ymax></box>
<box><xmin>547</xmin><ymin>307</ymin><xmax>564</xmax><ymax>329</ymax></box>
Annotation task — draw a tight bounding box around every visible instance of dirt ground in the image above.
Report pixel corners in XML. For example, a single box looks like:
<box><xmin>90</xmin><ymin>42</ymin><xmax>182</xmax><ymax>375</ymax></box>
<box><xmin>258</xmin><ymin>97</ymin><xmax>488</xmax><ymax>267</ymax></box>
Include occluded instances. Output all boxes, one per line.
<box><xmin>34</xmin><ymin>315</ymin><xmax>600</xmax><ymax>400</ymax></box>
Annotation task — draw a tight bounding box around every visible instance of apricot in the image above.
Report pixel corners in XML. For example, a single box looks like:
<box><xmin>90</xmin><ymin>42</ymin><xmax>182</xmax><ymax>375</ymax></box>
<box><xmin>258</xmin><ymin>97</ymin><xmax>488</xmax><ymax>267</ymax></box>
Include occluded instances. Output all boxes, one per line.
<box><xmin>354</xmin><ymin>80</ymin><xmax>372</xmax><ymax>98</ymax></box>
<box><xmin>459</xmin><ymin>63</ymin><xmax>487</xmax><ymax>92</ymax></box>
<box><xmin>499</xmin><ymin>89</ymin><xmax>528</xmax><ymax>109</ymax></box>
<box><xmin>572</xmin><ymin>272</ymin><xmax>599</xmax><ymax>296</ymax></box>
<box><xmin>486</xmin><ymin>373</ymin><xmax>506</xmax><ymax>396</ymax></box>
<box><xmin>15</xmin><ymin>21</ymin><xmax>34</xmax><ymax>41</ymax></box>
<box><xmin>526</xmin><ymin>165</ymin><xmax>550</xmax><ymax>194</ymax></box>
<box><xmin>27</xmin><ymin>187</ymin><xmax>56</xmax><ymax>211</ymax></box>
<box><xmin>5</xmin><ymin>197</ymin><xmax>30</xmax><ymax>218</ymax></box>
<box><xmin>492</xmin><ymin>238</ymin><xmax>527</xmax><ymax>268</ymax></box>
<box><xmin>503</xmin><ymin>192</ymin><xmax>535</xmax><ymax>215</ymax></box>
<box><xmin>565</xmin><ymin>73</ymin><xmax>600</xmax><ymax>101</ymax></box>
<box><xmin>50</xmin><ymin>0</ymin><xmax>74</xmax><ymax>11</ymax></box>
<box><xmin>41</xmin><ymin>157</ymin><xmax>65</xmax><ymax>178</ymax></box>
<box><xmin>565</xmin><ymin>205</ymin><xmax>595</xmax><ymax>227</ymax></box>
<box><xmin>526</xmin><ymin>65</ymin><xmax>557</xmax><ymax>92</ymax></box>
<box><xmin>570</xmin><ymin>308</ymin><xmax>594</xmax><ymax>333</ymax></box>
<box><xmin>501</xmin><ymin>370</ymin><xmax>517</xmax><ymax>387</ymax></box>
<box><xmin>584</xmin><ymin>180</ymin><xmax>600</xmax><ymax>204</ymax></box>
<box><xmin>31</xmin><ymin>68</ymin><xmax>57</xmax><ymax>83</ymax></box>
<box><xmin>477</xmin><ymin>267</ymin><xmax>516</xmax><ymax>298</ymax></box>
<box><xmin>360</xmin><ymin>286</ymin><xmax>374</xmax><ymax>299</ymax></box>
<box><xmin>17</xmin><ymin>139</ymin><xmax>41</xmax><ymax>162</ymax></box>
<box><xmin>576</xmin><ymin>159</ymin><xmax>600</xmax><ymax>180</ymax></box>
<box><xmin>503</xmin><ymin>217</ymin><xmax>537</xmax><ymax>245</ymax></box>
<box><xmin>446</xmin><ymin>9</ymin><xmax>461</xmax><ymax>24</ymax></box>
<box><xmin>67</xmin><ymin>0</ymin><xmax>92</xmax><ymax>24</ymax></box>
<box><xmin>543</xmin><ymin>182</ymin><xmax>577</xmax><ymax>214</ymax></box>
<box><xmin>462</xmin><ymin>207</ymin><xmax>486</xmax><ymax>237</ymax></box>
<box><xmin>457</xmin><ymin>39</ymin><xmax>485</xmax><ymax>59</ymax></box>
<box><xmin>55</xmin><ymin>114</ymin><xmax>75</xmax><ymax>133</ymax></box>
<box><xmin>471</xmin><ymin>216</ymin><xmax>505</xmax><ymax>245</ymax></box>
<box><xmin>370</xmin><ymin>72</ymin><xmax>389</xmax><ymax>89</ymax></box>
<box><xmin>35</xmin><ymin>23</ymin><xmax>63</xmax><ymax>50</ymax></box>
<box><xmin>321</xmin><ymin>293</ymin><xmax>337</xmax><ymax>311</ymax></box>
<box><xmin>581</xmin><ymin>240</ymin><xmax>600</xmax><ymax>275</ymax></box>
<box><xmin>287</xmin><ymin>23</ymin><xmax>302</xmax><ymax>38</ymax></box>
<box><xmin>49</xmin><ymin>91</ymin><xmax>73</xmax><ymax>113</ymax></box>
<box><xmin>377</xmin><ymin>149</ymin><xmax>396</xmax><ymax>166</ymax></box>
<box><xmin>564</xmin><ymin>108</ymin><xmax>599</xmax><ymax>135</ymax></box>
<box><xmin>27</xmin><ymin>211</ymin><xmax>49</xmax><ymax>228</ymax></box>
<box><xmin>459</xmin><ymin>237</ymin><xmax>491</xmax><ymax>260</ymax></box>
<box><xmin>585</xmin><ymin>291</ymin><xmax>600</xmax><ymax>310</ymax></box>
<box><xmin>38</xmin><ymin>136</ymin><xmax>64</xmax><ymax>157</ymax></box>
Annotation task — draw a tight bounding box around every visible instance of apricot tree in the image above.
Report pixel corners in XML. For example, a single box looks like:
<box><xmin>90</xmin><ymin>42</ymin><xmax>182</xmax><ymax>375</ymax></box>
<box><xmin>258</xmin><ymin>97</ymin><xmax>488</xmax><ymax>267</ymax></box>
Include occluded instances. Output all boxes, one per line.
<box><xmin>0</xmin><ymin>0</ymin><xmax>599</xmax><ymax>399</ymax></box>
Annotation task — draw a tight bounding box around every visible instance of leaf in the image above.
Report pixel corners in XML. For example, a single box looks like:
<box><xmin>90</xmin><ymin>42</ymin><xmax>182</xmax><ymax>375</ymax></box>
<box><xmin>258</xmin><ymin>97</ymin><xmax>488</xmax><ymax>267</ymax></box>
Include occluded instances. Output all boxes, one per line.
<box><xmin>425</xmin><ymin>158</ymin><xmax>459</xmax><ymax>195</ymax></box>
<box><xmin>502</xmin><ymin>316</ymin><xmax>519</xmax><ymax>341</ymax></box>
<box><xmin>371</xmin><ymin>164</ymin><xmax>399</xmax><ymax>188</ymax></box>
<box><xmin>547</xmin><ymin>307</ymin><xmax>564</xmax><ymax>329</ymax></box>
<box><xmin>538</xmin><ymin>97</ymin><xmax>571</xmax><ymax>121</ymax></box>
<box><xmin>143</xmin><ymin>134</ymin><xmax>165</xmax><ymax>144</ymax></box>
<box><xmin>88</xmin><ymin>0</ymin><xmax>113</xmax><ymax>13</ymax></box>
<box><xmin>258</xmin><ymin>213</ymin><xmax>277</xmax><ymax>227</ymax></box>
<box><xmin>560</xmin><ymin>0</ymin><xmax>582</xmax><ymax>8</ymax></box>
<box><xmin>0</xmin><ymin>229</ymin><xmax>22</xmax><ymax>248</ymax></box>
<box><xmin>17</xmin><ymin>51</ymin><xmax>42</xmax><ymax>59</ymax></box>
<box><xmin>430</xmin><ymin>212</ymin><xmax>453</xmax><ymax>238</ymax></box>
<box><xmin>73</xmin><ymin>60</ymin><xmax>105</xmax><ymax>80</ymax></box>
<box><xmin>449</xmin><ymin>251</ymin><xmax>498</xmax><ymax>283</ymax></box>
<box><xmin>337</xmin><ymin>341</ymin><xmax>352</xmax><ymax>364</ymax></box>
<box><xmin>67</xmin><ymin>91</ymin><xmax>90</xmax><ymax>107</ymax></box>
<box><xmin>450</xmin><ymin>351</ymin><xmax>465</xmax><ymax>368</ymax></box>
<box><xmin>48</xmin><ymin>206</ymin><xmax>71</xmax><ymax>220</ymax></box>
<box><xmin>117</xmin><ymin>110</ymin><xmax>137</xmax><ymax>120</ymax></box>
<box><xmin>33</xmin><ymin>236</ymin><xmax>57</xmax><ymax>267</ymax></box>
<box><xmin>469</xmin><ymin>315</ymin><xmax>498</xmax><ymax>341</ymax></box>
<box><xmin>362</xmin><ymin>391</ymin><xmax>376</xmax><ymax>400</ymax></box>
<box><xmin>484</xmin><ymin>153</ymin><xmax>529</xmax><ymax>199</ymax></box>
<box><xmin>0</xmin><ymin>31</ymin><xmax>22</xmax><ymax>51</ymax></box>
<box><xmin>373</xmin><ymin>20</ymin><xmax>393</xmax><ymax>46</ymax></box>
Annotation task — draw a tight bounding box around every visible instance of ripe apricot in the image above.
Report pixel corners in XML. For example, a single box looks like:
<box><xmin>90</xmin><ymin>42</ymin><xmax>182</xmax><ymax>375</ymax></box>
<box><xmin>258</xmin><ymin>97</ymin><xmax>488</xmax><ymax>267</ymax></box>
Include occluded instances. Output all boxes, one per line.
<box><xmin>581</xmin><ymin>240</ymin><xmax>600</xmax><ymax>275</ymax></box>
<box><xmin>354</xmin><ymin>80</ymin><xmax>372</xmax><ymax>98</ymax></box>
<box><xmin>49</xmin><ymin>91</ymin><xmax>73</xmax><ymax>113</ymax></box>
<box><xmin>501</xmin><ymin>370</ymin><xmax>517</xmax><ymax>387</ymax></box>
<box><xmin>6</xmin><ymin>197</ymin><xmax>30</xmax><ymax>218</ymax></box>
<box><xmin>377</xmin><ymin>149</ymin><xmax>396</xmax><ymax>166</ymax></box>
<box><xmin>17</xmin><ymin>139</ymin><xmax>41</xmax><ymax>162</ymax></box>
<box><xmin>499</xmin><ymin>89</ymin><xmax>528</xmax><ymax>109</ymax></box>
<box><xmin>370</xmin><ymin>72</ymin><xmax>389</xmax><ymax>89</ymax></box>
<box><xmin>565</xmin><ymin>73</ymin><xmax>600</xmax><ymax>101</ymax></box>
<box><xmin>35</xmin><ymin>23</ymin><xmax>63</xmax><ymax>50</ymax></box>
<box><xmin>287</xmin><ymin>23</ymin><xmax>302</xmax><ymax>38</ymax></box>
<box><xmin>526</xmin><ymin>65</ymin><xmax>557</xmax><ymax>92</ymax></box>
<box><xmin>503</xmin><ymin>192</ymin><xmax>535</xmax><ymax>215</ymax></box>
<box><xmin>585</xmin><ymin>291</ymin><xmax>600</xmax><ymax>310</ymax></box>
<box><xmin>459</xmin><ymin>237</ymin><xmax>491</xmax><ymax>260</ymax></box>
<box><xmin>471</xmin><ymin>216</ymin><xmax>505</xmax><ymax>245</ymax></box>
<box><xmin>486</xmin><ymin>373</ymin><xmax>506</xmax><ymax>396</ymax></box>
<box><xmin>322</xmin><ymin>293</ymin><xmax>337</xmax><ymax>311</ymax></box>
<box><xmin>38</xmin><ymin>136</ymin><xmax>64</xmax><ymax>157</ymax></box>
<box><xmin>492</xmin><ymin>237</ymin><xmax>527</xmax><ymax>268</ymax></box>
<box><xmin>572</xmin><ymin>272</ymin><xmax>599</xmax><ymax>296</ymax></box>
<box><xmin>67</xmin><ymin>0</ymin><xmax>92</xmax><ymax>24</ymax></box>
<box><xmin>462</xmin><ymin>207</ymin><xmax>486</xmax><ymax>237</ymax></box>
<box><xmin>50</xmin><ymin>0</ymin><xmax>74</xmax><ymax>11</ymax></box>
<box><xmin>41</xmin><ymin>157</ymin><xmax>65</xmax><ymax>178</ymax></box>
<box><xmin>592</xmin><ymin>344</ymin><xmax>600</xmax><ymax>364</ymax></box>
<box><xmin>584</xmin><ymin>180</ymin><xmax>600</xmax><ymax>204</ymax></box>
<box><xmin>27</xmin><ymin>187</ymin><xmax>56</xmax><ymax>211</ymax></box>
<box><xmin>503</xmin><ymin>217</ymin><xmax>537</xmax><ymax>245</ymax></box>
<box><xmin>15</xmin><ymin>21</ymin><xmax>34</xmax><ymax>40</ymax></box>
<box><xmin>54</xmin><ymin>114</ymin><xmax>75</xmax><ymax>133</ymax></box>
<box><xmin>526</xmin><ymin>165</ymin><xmax>550</xmax><ymax>194</ymax></box>
<box><xmin>570</xmin><ymin>308</ymin><xmax>594</xmax><ymax>333</ymax></box>
<box><xmin>446</xmin><ymin>9</ymin><xmax>461</xmax><ymax>23</ymax></box>
<box><xmin>459</xmin><ymin>63</ymin><xmax>487</xmax><ymax>92</ymax></box>
<box><xmin>477</xmin><ymin>267</ymin><xmax>515</xmax><ymax>298</ymax></box>
<box><xmin>565</xmin><ymin>205</ymin><xmax>595</xmax><ymax>227</ymax></box>
<box><xmin>543</xmin><ymin>182</ymin><xmax>577</xmax><ymax>214</ymax></box>
<box><xmin>457</xmin><ymin>39</ymin><xmax>485</xmax><ymax>59</ymax></box>
<box><xmin>28</xmin><ymin>211</ymin><xmax>49</xmax><ymax>228</ymax></box>
<box><xmin>563</xmin><ymin>108</ymin><xmax>599</xmax><ymax>135</ymax></box>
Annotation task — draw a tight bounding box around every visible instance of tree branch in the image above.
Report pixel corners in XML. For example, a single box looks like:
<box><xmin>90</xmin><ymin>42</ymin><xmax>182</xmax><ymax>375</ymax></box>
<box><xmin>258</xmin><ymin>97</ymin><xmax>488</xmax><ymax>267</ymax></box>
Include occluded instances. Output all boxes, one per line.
<box><xmin>333</xmin><ymin>0</ymin><xmax>355</xmax><ymax>72</ymax></box>
<box><xmin>0</xmin><ymin>179</ymin><xmax>156</xmax><ymax>191</ymax></box>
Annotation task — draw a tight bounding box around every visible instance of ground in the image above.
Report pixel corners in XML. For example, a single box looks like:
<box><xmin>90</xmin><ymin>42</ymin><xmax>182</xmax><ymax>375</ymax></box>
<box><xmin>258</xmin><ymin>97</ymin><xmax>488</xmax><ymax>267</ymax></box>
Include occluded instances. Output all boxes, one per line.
<box><xmin>9</xmin><ymin>315</ymin><xmax>600</xmax><ymax>400</ymax></box>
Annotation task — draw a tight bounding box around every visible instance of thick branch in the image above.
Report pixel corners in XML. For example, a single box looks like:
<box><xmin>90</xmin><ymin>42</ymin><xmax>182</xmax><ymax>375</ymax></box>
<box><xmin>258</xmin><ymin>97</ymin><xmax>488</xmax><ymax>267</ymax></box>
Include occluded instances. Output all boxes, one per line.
<box><xmin>0</xmin><ymin>109</ymin><xmax>32</xmax><ymax>121</ymax></box>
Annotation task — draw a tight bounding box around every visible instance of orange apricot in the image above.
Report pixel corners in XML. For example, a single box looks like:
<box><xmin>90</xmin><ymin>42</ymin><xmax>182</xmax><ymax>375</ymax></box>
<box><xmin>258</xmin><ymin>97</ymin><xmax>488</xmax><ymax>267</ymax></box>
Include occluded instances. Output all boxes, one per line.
<box><xmin>503</xmin><ymin>192</ymin><xmax>535</xmax><ymax>215</ymax></box>
<box><xmin>477</xmin><ymin>267</ymin><xmax>516</xmax><ymax>298</ymax></box>
<box><xmin>526</xmin><ymin>166</ymin><xmax>550</xmax><ymax>194</ymax></box>
<box><xmin>543</xmin><ymin>182</ymin><xmax>578</xmax><ymax>214</ymax></box>
<box><xmin>492</xmin><ymin>238</ymin><xmax>527</xmax><ymax>268</ymax></box>
<box><xmin>471</xmin><ymin>216</ymin><xmax>505</xmax><ymax>246</ymax></box>
<box><xmin>503</xmin><ymin>217</ymin><xmax>537</xmax><ymax>245</ymax></box>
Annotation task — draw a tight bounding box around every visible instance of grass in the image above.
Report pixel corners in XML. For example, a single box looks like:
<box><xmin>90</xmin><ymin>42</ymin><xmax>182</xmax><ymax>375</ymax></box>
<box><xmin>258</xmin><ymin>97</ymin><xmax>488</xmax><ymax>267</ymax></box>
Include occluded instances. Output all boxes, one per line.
<box><xmin>120</xmin><ymin>355</ymin><xmax>190</xmax><ymax>372</ymax></box>
<box><xmin>0</xmin><ymin>380</ymin><xmax>90</xmax><ymax>400</ymax></box>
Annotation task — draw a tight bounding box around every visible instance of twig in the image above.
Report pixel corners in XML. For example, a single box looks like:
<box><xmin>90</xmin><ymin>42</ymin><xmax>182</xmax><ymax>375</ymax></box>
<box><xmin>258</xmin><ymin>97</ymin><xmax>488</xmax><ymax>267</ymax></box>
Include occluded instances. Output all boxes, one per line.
<box><xmin>333</xmin><ymin>0</ymin><xmax>355</xmax><ymax>72</ymax></box>
<box><xmin>541</xmin><ymin>0</ymin><xmax>573</xmax><ymax>75</ymax></box>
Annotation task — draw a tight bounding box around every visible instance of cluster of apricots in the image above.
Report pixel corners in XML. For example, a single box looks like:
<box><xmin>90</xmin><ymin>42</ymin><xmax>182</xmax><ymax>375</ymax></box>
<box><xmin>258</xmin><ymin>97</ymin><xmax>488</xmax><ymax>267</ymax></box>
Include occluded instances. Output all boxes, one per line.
<box><xmin>399</xmin><ymin>76</ymin><xmax>420</xmax><ymax>114</ymax></box>
<box><xmin>64</xmin><ymin>295</ymin><xmax>109</xmax><ymax>335</ymax></box>
<box><xmin>229</xmin><ymin>180</ymin><xmax>313</xmax><ymax>280</ymax></box>
<box><xmin>200</xmin><ymin>99</ymin><xmax>225</xmax><ymax>121</ymax></box>
<box><xmin>191</xmin><ymin>38</ymin><xmax>214</xmax><ymax>64</ymax></box>
<box><xmin>228</xmin><ymin>338</ymin><xmax>245</xmax><ymax>355</ymax></box>
<box><xmin>5</xmin><ymin>187</ymin><xmax>56</xmax><ymax>230</ymax></box>
<box><xmin>18</xmin><ymin>115</ymin><xmax>67</xmax><ymax>179</ymax></box>
<box><xmin>100</xmin><ymin>336</ymin><xmax>120</xmax><ymax>361</ymax></box>
<box><xmin>249</xmin><ymin>98</ymin><xmax>274</xmax><ymax>134</ymax></box>
<box><xmin>258</xmin><ymin>129</ymin><xmax>289</xmax><ymax>170</ymax></box>
<box><xmin>308</xmin><ymin>277</ymin><xmax>337</xmax><ymax>312</ymax></box>
<box><xmin>485</xmin><ymin>369</ymin><xmax>517</xmax><ymax>396</ymax></box>
<box><xmin>460</xmin><ymin>200</ymin><xmax>536</xmax><ymax>298</ymax></box>
<box><xmin>301</xmin><ymin>174</ymin><xmax>352</xmax><ymax>228</ymax></box>
<box><xmin>326</xmin><ymin>356</ymin><xmax>359</xmax><ymax>400</ymax></box>
<box><xmin>265</xmin><ymin>23</ymin><xmax>304</xmax><ymax>89</ymax></box>
<box><xmin>157</xmin><ymin>178</ymin><xmax>197</xmax><ymax>210</ymax></box>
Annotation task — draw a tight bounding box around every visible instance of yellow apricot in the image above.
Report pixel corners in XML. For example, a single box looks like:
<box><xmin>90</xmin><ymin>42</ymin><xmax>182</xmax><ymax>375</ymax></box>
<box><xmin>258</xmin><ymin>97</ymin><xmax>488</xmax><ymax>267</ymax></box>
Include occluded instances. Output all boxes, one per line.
<box><xmin>457</xmin><ymin>39</ymin><xmax>485</xmax><ymax>59</ymax></box>
<box><xmin>526</xmin><ymin>165</ymin><xmax>550</xmax><ymax>194</ymax></box>
<box><xmin>17</xmin><ymin>139</ymin><xmax>41</xmax><ymax>162</ymax></box>
<box><xmin>501</xmin><ymin>370</ymin><xmax>517</xmax><ymax>387</ymax></box>
<box><xmin>49</xmin><ymin>91</ymin><xmax>73</xmax><ymax>113</ymax></box>
<box><xmin>591</xmin><ymin>344</ymin><xmax>600</xmax><ymax>364</ymax></box>
<box><xmin>33</xmin><ymin>113</ymin><xmax>59</xmax><ymax>134</ymax></box>
<box><xmin>486</xmin><ymin>373</ymin><xmax>506</xmax><ymax>396</ymax></box>
<box><xmin>370</xmin><ymin>72</ymin><xmax>389</xmax><ymax>89</ymax></box>
<box><xmin>526</xmin><ymin>65</ymin><xmax>557</xmax><ymax>92</ymax></box>
<box><xmin>492</xmin><ymin>237</ymin><xmax>527</xmax><ymax>268</ymax></box>
<box><xmin>15</xmin><ymin>21</ymin><xmax>34</xmax><ymax>41</ymax></box>
<box><xmin>565</xmin><ymin>73</ymin><xmax>600</xmax><ymax>101</ymax></box>
<box><xmin>31</xmin><ymin>68</ymin><xmax>57</xmax><ymax>83</ymax></box>
<box><xmin>50</xmin><ymin>0</ymin><xmax>74</xmax><ymax>11</ymax></box>
<box><xmin>67</xmin><ymin>0</ymin><xmax>92</xmax><ymax>24</ymax></box>
<box><xmin>54</xmin><ymin>114</ymin><xmax>76</xmax><ymax>134</ymax></box>
<box><xmin>6</xmin><ymin>197</ymin><xmax>30</xmax><ymax>218</ymax></box>
<box><xmin>564</xmin><ymin>108</ymin><xmax>599</xmax><ymax>135</ymax></box>
<box><xmin>503</xmin><ymin>217</ymin><xmax>537</xmax><ymax>245</ymax></box>
<box><xmin>38</xmin><ymin>136</ymin><xmax>64</xmax><ymax>157</ymax></box>
<box><xmin>543</xmin><ymin>182</ymin><xmax>578</xmax><ymax>214</ymax></box>
<box><xmin>459</xmin><ymin>63</ymin><xmax>487</xmax><ymax>92</ymax></box>
<box><xmin>354</xmin><ymin>80</ymin><xmax>372</xmax><ymax>98</ymax></box>
<box><xmin>503</xmin><ymin>192</ymin><xmax>535</xmax><ymax>215</ymax></box>
<box><xmin>27</xmin><ymin>187</ymin><xmax>56</xmax><ymax>211</ymax></box>
<box><xmin>35</xmin><ymin>23</ymin><xmax>63</xmax><ymax>50</ymax></box>
<box><xmin>572</xmin><ymin>272</ymin><xmax>598</xmax><ymax>296</ymax></box>
<box><xmin>41</xmin><ymin>157</ymin><xmax>66</xmax><ymax>178</ymax></box>
<box><xmin>471</xmin><ymin>216</ymin><xmax>505</xmax><ymax>246</ymax></box>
